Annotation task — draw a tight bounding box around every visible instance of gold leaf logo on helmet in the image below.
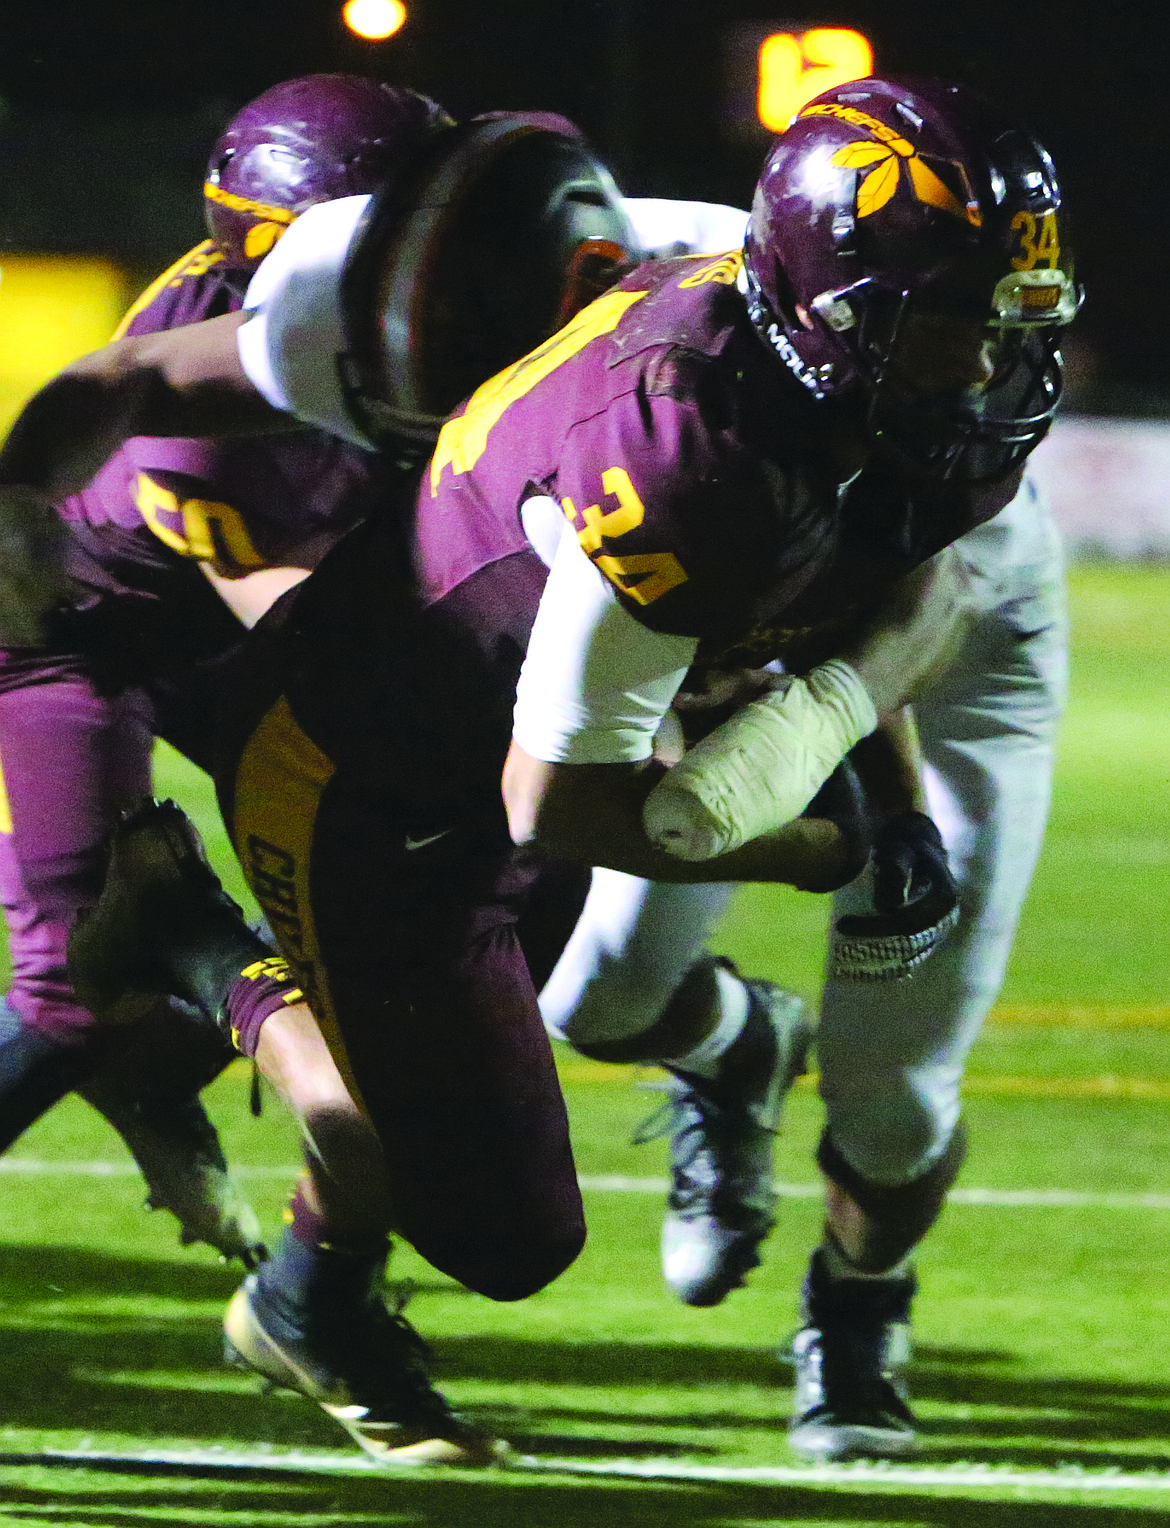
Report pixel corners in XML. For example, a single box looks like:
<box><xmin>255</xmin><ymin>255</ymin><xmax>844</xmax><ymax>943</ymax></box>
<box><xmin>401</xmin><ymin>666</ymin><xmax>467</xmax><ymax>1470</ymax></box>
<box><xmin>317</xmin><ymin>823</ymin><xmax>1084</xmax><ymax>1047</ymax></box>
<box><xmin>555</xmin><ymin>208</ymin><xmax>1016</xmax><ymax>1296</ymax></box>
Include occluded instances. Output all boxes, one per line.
<box><xmin>800</xmin><ymin>104</ymin><xmax>982</xmax><ymax>227</ymax></box>
<box><xmin>831</xmin><ymin>137</ymin><xmax>982</xmax><ymax>226</ymax></box>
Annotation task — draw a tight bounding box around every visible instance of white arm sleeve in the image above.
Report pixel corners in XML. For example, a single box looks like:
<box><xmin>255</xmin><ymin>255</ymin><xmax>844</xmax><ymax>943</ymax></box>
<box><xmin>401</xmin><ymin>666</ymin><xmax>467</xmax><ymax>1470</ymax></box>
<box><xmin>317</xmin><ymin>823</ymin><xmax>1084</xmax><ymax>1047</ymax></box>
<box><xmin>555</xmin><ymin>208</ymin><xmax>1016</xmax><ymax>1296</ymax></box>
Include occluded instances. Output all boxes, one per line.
<box><xmin>622</xmin><ymin>198</ymin><xmax>748</xmax><ymax>258</ymax></box>
<box><xmin>512</xmin><ymin>508</ymin><xmax>698</xmax><ymax>764</ymax></box>
<box><xmin>236</xmin><ymin>195</ymin><xmax>375</xmax><ymax>450</ymax></box>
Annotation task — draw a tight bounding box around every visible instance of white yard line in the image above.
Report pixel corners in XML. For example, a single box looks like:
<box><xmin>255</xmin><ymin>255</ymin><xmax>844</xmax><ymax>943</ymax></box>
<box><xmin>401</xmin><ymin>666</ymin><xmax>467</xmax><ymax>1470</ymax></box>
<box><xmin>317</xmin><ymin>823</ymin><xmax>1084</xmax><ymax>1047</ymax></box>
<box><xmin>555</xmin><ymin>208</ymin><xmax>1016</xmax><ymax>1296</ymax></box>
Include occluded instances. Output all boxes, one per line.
<box><xmin>7</xmin><ymin>1447</ymin><xmax>1170</xmax><ymax>1493</ymax></box>
<box><xmin>0</xmin><ymin>1159</ymin><xmax>300</xmax><ymax>1178</ymax></box>
<box><xmin>526</xmin><ymin>1457</ymin><xmax>1170</xmax><ymax>1491</ymax></box>
<box><xmin>578</xmin><ymin>1176</ymin><xmax>1170</xmax><ymax>1210</ymax></box>
<box><xmin>4</xmin><ymin>1159</ymin><xmax>1170</xmax><ymax>1209</ymax></box>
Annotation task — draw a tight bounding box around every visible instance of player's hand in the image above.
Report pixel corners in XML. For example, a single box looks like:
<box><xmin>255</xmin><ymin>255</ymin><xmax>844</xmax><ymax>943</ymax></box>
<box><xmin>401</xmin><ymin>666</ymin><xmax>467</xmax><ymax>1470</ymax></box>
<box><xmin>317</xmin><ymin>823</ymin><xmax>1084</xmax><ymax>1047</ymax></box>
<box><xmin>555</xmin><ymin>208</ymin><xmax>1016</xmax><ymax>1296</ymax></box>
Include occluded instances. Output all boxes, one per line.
<box><xmin>0</xmin><ymin>484</ymin><xmax>73</xmax><ymax>646</ymax></box>
<box><xmin>829</xmin><ymin>810</ymin><xmax>959</xmax><ymax>981</ymax></box>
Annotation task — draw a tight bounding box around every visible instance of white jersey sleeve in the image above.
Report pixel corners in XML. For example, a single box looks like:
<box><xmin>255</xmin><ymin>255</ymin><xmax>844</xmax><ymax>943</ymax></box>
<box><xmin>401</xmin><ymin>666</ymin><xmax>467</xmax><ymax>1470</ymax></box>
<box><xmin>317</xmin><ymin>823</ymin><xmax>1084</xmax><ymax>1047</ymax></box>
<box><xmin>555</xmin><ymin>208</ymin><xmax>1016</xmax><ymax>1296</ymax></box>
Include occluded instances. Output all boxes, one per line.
<box><xmin>512</xmin><ymin>499</ymin><xmax>698</xmax><ymax>764</ymax></box>
<box><xmin>622</xmin><ymin>198</ymin><xmax>748</xmax><ymax>259</ymax></box>
<box><xmin>237</xmin><ymin>195</ymin><xmax>375</xmax><ymax>450</ymax></box>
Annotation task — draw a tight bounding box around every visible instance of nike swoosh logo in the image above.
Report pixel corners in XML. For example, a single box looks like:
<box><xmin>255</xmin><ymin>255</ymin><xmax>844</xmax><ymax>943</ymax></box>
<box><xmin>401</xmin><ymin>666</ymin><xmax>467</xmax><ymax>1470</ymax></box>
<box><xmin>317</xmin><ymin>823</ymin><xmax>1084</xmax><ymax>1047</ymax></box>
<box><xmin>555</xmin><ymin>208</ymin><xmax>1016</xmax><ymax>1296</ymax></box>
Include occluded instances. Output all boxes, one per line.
<box><xmin>404</xmin><ymin>829</ymin><xmax>454</xmax><ymax>852</ymax></box>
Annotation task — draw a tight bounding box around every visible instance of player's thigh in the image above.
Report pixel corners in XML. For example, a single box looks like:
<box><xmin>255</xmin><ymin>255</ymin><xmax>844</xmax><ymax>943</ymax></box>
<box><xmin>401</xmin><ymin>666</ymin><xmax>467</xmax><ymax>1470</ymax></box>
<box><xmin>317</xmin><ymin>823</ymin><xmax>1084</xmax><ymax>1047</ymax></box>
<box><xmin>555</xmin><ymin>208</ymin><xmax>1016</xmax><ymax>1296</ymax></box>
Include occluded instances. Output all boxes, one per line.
<box><xmin>0</xmin><ymin>660</ymin><xmax>153</xmax><ymax>920</ymax></box>
<box><xmin>223</xmin><ymin>694</ymin><xmax>581</xmax><ymax>1294</ymax></box>
<box><xmin>310</xmin><ymin>789</ymin><xmax>581</xmax><ymax>1285</ymax></box>
<box><xmin>819</xmin><ymin>567</ymin><xmax>1067</xmax><ymax>1180</ymax></box>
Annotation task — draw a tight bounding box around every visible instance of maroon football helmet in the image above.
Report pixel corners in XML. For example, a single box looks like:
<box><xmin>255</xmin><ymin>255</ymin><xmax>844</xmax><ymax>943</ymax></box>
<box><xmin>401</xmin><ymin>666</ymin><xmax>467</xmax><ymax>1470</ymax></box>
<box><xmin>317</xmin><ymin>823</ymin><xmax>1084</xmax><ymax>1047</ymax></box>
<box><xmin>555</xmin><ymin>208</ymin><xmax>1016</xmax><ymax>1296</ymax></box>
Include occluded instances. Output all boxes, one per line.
<box><xmin>204</xmin><ymin>74</ymin><xmax>454</xmax><ymax>277</ymax></box>
<box><xmin>744</xmin><ymin>77</ymin><xmax>1080</xmax><ymax>480</ymax></box>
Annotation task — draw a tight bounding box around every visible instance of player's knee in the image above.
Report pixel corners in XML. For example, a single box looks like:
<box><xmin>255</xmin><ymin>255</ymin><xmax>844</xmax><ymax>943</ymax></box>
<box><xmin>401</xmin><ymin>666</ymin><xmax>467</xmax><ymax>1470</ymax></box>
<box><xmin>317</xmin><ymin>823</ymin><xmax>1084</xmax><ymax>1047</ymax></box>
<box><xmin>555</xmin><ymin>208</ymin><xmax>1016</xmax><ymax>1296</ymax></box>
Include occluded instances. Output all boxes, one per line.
<box><xmin>823</xmin><ymin>1069</ymin><xmax>961</xmax><ymax>1186</ymax></box>
<box><xmin>440</xmin><ymin>1216</ymin><xmax>586</xmax><ymax>1302</ymax></box>
<box><xmin>548</xmin><ymin>966</ymin><xmax>672</xmax><ymax>1050</ymax></box>
<box><xmin>562</xmin><ymin>958</ymin><xmax>724</xmax><ymax>1064</ymax></box>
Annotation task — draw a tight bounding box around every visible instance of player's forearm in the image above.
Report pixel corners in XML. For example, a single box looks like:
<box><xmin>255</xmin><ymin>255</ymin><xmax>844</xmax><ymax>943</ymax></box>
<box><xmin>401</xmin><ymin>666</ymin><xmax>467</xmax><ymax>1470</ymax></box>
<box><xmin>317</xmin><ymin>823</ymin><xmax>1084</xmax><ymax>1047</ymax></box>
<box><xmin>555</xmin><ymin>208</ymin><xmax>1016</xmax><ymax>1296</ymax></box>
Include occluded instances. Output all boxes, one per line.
<box><xmin>0</xmin><ymin>363</ymin><xmax>162</xmax><ymax>499</ymax></box>
<box><xmin>502</xmin><ymin>744</ymin><xmax>851</xmax><ymax>890</ymax></box>
<box><xmin>841</xmin><ymin>547</ymin><xmax>971</xmax><ymax>717</ymax></box>
<box><xmin>848</xmin><ymin>709</ymin><xmax>928</xmax><ymax>821</ymax></box>
<box><xmin>0</xmin><ymin>314</ymin><xmax>286</xmax><ymax>500</ymax></box>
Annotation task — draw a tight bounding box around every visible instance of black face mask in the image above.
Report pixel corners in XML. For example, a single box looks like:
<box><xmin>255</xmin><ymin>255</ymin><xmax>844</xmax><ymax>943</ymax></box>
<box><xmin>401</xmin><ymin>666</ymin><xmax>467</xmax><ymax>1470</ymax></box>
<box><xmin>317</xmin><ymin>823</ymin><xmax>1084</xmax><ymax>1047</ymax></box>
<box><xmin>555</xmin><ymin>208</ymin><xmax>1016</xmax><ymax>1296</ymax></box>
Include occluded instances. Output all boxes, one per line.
<box><xmin>862</xmin><ymin>301</ymin><xmax>1065</xmax><ymax>484</ymax></box>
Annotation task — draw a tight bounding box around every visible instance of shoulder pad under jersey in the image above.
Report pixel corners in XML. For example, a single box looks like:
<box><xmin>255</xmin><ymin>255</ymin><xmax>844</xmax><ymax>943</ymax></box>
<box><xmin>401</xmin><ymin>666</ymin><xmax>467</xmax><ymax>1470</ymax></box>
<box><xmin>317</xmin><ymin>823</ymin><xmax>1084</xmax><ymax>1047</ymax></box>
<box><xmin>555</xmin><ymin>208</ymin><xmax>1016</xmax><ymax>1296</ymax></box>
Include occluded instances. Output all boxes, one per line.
<box><xmin>113</xmin><ymin>241</ymin><xmax>238</xmax><ymax>340</ymax></box>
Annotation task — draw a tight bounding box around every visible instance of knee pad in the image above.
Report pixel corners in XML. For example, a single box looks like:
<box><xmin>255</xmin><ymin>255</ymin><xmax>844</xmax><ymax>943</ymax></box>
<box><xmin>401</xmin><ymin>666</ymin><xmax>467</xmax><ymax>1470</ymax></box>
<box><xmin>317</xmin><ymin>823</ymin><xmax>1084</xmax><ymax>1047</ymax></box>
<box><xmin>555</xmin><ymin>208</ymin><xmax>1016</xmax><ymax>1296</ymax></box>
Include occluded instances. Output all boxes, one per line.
<box><xmin>821</xmin><ymin>1060</ymin><xmax>963</xmax><ymax>1186</ymax></box>
<box><xmin>554</xmin><ymin>970</ymin><xmax>669</xmax><ymax>1052</ymax></box>
<box><xmin>569</xmin><ymin>958</ymin><xmax>722</xmax><ymax>1064</ymax></box>
<box><xmin>818</xmin><ymin>1123</ymin><xmax>967</xmax><ymax>1272</ymax></box>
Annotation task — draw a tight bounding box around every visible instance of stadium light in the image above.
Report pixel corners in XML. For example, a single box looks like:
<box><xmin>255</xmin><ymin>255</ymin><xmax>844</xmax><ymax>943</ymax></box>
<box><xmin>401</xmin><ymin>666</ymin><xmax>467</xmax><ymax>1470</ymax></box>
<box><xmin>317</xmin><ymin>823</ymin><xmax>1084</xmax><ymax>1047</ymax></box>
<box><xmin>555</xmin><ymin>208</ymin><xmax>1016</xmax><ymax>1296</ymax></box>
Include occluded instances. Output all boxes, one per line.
<box><xmin>343</xmin><ymin>0</ymin><xmax>407</xmax><ymax>41</ymax></box>
<box><xmin>757</xmin><ymin>28</ymin><xmax>873</xmax><ymax>131</ymax></box>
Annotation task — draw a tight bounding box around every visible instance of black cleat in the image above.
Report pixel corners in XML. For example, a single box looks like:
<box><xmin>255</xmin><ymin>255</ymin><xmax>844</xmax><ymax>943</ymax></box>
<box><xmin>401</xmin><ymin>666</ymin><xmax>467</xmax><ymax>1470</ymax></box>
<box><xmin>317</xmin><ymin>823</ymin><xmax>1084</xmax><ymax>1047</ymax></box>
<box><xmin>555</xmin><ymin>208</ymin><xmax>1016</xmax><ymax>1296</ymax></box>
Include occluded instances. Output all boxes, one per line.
<box><xmin>639</xmin><ymin>978</ymin><xmax>810</xmax><ymax>1307</ymax></box>
<box><xmin>67</xmin><ymin>798</ymin><xmax>274</xmax><ymax>1035</ymax></box>
<box><xmin>78</xmin><ymin>1003</ymin><xmax>266</xmax><ymax>1266</ymax></box>
<box><xmin>224</xmin><ymin>1261</ymin><xmax>509</xmax><ymax>1466</ymax></box>
<box><xmin>81</xmin><ymin>1074</ymin><xmax>266</xmax><ymax>1266</ymax></box>
<box><xmin>788</xmin><ymin>1247</ymin><xmax>919</xmax><ymax>1461</ymax></box>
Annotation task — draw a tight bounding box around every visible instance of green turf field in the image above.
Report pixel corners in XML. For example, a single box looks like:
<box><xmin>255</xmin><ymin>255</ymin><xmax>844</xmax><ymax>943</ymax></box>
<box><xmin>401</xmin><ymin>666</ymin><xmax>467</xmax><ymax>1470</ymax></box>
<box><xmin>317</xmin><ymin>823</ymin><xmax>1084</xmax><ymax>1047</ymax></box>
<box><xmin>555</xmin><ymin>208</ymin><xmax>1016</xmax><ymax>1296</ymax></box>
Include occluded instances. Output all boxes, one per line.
<box><xmin>0</xmin><ymin>562</ymin><xmax>1166</xmax><ymax>1524</ymax></box>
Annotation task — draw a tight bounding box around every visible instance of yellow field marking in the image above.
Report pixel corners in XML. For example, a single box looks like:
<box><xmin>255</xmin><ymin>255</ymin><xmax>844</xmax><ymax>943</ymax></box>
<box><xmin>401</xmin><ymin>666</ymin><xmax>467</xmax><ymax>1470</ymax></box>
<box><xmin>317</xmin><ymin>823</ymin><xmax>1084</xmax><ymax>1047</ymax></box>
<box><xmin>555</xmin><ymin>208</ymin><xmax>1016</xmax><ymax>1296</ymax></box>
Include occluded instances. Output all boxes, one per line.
<box><xmin>987</xmin><ymin>1003</ymin><xmax>1170</xmax><ymax>1027</ymax></box>
<box><xmin>556</xmin><ymin>1061</ymin><xmax>1170</xmax><ymax>1101</ymax></box>
<box><xmin>960</xmin><ymin>1073</ymin><xmax>1170</xmax><ymax>1101</ymax></box>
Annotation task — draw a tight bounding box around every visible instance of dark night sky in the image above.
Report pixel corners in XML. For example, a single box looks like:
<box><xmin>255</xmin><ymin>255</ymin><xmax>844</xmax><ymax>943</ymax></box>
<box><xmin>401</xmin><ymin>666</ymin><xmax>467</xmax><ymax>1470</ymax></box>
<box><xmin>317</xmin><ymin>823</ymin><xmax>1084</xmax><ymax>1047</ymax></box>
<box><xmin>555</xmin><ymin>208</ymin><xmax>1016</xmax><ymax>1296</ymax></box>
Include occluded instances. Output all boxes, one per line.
<box><xmin>0</xmin><ymin>0</ymin><xmax>1163</xmax><ymax>411</ymax></box>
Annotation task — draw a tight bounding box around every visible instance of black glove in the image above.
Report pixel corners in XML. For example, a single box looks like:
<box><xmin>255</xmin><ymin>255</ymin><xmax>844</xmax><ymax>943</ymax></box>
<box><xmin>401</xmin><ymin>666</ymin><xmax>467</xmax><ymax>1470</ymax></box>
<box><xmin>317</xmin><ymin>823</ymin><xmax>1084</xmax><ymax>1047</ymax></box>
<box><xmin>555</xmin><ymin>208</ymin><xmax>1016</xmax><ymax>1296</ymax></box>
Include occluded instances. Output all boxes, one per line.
<box><xmin>829</xmin><ymin>810</ymin><xmax>959</xmax><ymax>982</ymax></box>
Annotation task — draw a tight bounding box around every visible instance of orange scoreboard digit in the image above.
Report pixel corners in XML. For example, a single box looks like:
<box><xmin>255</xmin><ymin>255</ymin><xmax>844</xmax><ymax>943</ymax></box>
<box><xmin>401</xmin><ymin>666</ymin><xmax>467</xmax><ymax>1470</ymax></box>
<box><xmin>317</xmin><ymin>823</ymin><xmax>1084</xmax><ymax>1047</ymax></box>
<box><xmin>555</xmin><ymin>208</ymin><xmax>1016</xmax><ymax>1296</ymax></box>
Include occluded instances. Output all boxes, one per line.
<box><xmin>758</xmin><ymin>29</ymin><xmax>874</xmax><ymax>130</ymax></box>
<box><xmin>722</xmin><ymin>23</ymin><xmax>875</xmax><ymax>138</ymax></box>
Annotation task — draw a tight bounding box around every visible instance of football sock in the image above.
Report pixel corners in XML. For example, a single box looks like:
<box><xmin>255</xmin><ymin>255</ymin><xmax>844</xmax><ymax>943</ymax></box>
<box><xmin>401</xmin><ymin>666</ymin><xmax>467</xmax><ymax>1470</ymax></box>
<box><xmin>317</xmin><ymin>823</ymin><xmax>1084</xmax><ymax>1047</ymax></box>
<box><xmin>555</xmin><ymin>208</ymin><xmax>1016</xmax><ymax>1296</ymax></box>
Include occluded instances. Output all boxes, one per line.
<box><xmin>286</xmin><ymin>1173</ymin><xmax>330</xmax><ymax>1249</ymax></box>
<box><xmin>221</xmin><ymin>959</ymin><xmax>305</xmax><ymax>1057</ymax></box>
<box><xmin>259</xmin><ymin>1224</ymin><xmax>390</xmax><ymax>1321</ymax></box>
<box><xmin>663</xmin><ymin>964</ymin><xmax>750</xmax><ymax>1079</ymax></box>
<box><xmin>286</xmin><ymin>1170</ymin><xmax>387</xmax><ymax>1258</ymax></box>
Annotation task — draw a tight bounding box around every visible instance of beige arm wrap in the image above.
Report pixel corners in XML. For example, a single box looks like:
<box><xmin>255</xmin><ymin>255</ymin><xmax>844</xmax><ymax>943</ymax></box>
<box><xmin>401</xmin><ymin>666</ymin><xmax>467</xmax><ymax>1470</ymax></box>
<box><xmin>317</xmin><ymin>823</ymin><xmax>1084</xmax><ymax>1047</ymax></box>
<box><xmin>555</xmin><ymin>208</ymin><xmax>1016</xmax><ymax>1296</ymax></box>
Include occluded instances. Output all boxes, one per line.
<box><xmin>641</xmin><ymin>659</ymin><xmax>878</xmax><ymax>861</ymax></box>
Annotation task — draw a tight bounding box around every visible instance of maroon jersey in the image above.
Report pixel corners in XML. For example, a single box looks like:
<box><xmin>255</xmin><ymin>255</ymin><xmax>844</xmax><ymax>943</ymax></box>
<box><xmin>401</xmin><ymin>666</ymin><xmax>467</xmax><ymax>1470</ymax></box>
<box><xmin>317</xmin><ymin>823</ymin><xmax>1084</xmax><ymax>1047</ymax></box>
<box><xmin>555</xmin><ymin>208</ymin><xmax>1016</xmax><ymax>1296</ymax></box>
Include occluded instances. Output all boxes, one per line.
<box><xmin>423</xmin><ymin>251</ymin><xmax>1020</xmax><ymax>656</ymax></box>
<box><xmin>58</xmin><ymin>241</ymin><xmax>393</xmax><ymax>585</ymax></box>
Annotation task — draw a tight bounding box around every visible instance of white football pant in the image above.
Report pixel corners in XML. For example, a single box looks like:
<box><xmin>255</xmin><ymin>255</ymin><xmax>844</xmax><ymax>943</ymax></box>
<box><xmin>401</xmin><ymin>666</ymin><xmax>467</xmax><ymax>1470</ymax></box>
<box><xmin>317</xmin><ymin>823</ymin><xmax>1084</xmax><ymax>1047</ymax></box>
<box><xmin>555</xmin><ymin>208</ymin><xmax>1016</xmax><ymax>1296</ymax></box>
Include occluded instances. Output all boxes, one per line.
<box><xmin>539</xmin><ymin>477</ymin><xmax>1068</xmax><ymax>1187</ymax></box>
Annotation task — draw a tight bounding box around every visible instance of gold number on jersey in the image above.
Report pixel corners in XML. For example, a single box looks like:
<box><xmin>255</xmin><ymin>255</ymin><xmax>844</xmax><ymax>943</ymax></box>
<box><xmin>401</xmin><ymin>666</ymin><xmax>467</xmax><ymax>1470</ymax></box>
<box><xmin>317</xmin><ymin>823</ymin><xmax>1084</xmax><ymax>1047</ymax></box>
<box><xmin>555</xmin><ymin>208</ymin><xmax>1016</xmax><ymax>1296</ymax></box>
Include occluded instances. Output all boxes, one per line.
<box><xmin>430</xmin><ymin>287</ymin><xmax>648</xmax><ymax>490</ymax></box>
<box><xmin>574</xmin><ymin>467</ymin><xmax>646</xmax><ymax>553</ymax></box>
<box><xmin>563</xmin><ymin>466</ymin><xmax>688</xmax><ymax>606</ymax></box>
<box><xmin>678</xmin><ymin>251</ymin><xmax>744</xmax><ymax>289</ymax></box>
<box><xmin>135</xmin><ymin>473</ymin><xmax>265</xmax><ymax>575</ymax></box>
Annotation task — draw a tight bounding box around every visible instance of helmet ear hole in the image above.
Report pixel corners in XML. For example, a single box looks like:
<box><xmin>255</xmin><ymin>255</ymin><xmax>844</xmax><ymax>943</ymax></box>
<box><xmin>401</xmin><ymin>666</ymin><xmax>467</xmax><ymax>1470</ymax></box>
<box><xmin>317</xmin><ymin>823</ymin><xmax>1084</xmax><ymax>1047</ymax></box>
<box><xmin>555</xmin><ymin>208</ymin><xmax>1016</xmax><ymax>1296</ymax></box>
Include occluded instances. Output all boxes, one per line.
<box><xmin>207</xmin><ymin>149</ymin><xmax>233</xmax><ymax>187</ymax></box>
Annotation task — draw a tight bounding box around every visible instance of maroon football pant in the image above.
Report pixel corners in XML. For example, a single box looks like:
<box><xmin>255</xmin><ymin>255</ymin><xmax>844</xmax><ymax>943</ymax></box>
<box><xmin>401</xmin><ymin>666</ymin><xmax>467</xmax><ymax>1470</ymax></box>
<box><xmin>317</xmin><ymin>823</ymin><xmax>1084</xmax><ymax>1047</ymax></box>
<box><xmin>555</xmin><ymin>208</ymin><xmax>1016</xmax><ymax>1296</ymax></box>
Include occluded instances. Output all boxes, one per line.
<box><xmin>214</xmin><ymin>538</ymin><xmax>588</xmax><ymax>1300</ymax></box>
<box><xmin>0</xmin><ymin>655</ymin><xmax>156</xmax><ymax>1044</ymax></box>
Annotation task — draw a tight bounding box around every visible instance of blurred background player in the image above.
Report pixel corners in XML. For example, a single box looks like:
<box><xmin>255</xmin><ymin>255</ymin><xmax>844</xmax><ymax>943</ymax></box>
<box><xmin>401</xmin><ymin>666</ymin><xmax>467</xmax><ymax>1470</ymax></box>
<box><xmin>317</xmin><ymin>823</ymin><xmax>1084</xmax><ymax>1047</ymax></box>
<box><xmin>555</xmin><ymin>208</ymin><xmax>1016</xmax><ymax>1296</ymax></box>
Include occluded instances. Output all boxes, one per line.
<box><xmin>538</xmin><ymin>78</ymin><xmax>1075</xmax><ymax>1460</ymax></box>
<box><xmin>0</xmin><ymin>74</ymin><xmax>451</xmax><ymax>1263</ymax></box>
